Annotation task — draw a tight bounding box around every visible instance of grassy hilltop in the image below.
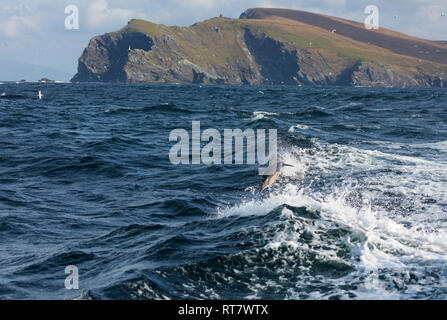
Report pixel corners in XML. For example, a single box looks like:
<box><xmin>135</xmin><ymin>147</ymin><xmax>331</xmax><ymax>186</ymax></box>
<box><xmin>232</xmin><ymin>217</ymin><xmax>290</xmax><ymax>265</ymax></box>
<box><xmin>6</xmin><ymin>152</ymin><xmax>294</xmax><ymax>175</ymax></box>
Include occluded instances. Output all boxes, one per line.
<box><xmin>72</xmin><ymin>8</ymin><xmax>447</xmax><ymax>87</ymax></box>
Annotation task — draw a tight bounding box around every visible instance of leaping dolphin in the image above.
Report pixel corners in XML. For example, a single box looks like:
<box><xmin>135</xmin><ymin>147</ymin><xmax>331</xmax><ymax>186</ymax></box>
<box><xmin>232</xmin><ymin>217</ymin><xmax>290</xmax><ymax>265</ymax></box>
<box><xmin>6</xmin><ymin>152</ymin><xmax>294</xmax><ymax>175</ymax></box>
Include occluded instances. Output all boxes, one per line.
<box><xmin>260</xmin><ymin>162</ymin><xmax>294</xmax><ymax>193</ymax></box>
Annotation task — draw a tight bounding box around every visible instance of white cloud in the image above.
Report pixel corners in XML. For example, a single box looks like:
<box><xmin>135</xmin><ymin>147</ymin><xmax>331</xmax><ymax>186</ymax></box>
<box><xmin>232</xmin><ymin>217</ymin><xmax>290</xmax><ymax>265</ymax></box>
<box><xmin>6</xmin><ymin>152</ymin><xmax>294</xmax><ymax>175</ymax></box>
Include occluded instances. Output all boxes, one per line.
<box><xmin>0</xmin><ymin>14</ymin><xmax>40</xmax><ymax>38</ymax></box>
<box><xmin>0</xmin><ymin>3</ymin><xmax>40</xmax><ymax>38</ymax></box>
<box><xmin>87</xmin><ymin>0</ymin><xmax>134</xmax><ymax>29</ymax></box>
<box><xmin>173</xmin><ymin>0</ymin><xmax>216</xmax><ymax>10</ymax></box>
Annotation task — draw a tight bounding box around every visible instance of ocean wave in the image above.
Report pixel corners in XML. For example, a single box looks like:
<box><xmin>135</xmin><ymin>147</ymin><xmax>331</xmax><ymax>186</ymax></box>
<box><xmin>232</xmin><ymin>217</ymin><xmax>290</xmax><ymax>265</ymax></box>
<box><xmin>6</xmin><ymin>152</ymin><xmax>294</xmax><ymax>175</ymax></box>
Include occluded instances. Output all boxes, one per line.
<box><xmin>104</xmin><ymin>103</ymin><xmax>193</xmax><ymax>114</ymax></box>
<box><xmin>2</xmin><ymin>84</ymin><xmax>447</xmax><ymax>299</ymax></box>
<box><xmin>208</xmin><ymin>139</ymin><xmax>447</xmax><ymax>299</ymax></box>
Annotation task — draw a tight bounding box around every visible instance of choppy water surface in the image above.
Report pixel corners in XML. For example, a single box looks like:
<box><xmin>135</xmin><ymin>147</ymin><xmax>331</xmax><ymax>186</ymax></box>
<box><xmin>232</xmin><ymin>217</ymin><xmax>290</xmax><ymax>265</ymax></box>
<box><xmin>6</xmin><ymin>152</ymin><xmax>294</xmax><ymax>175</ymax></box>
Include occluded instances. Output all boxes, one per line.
<box><xmin>1</xmin><ymin>83</ymin><xmax>447</xmax><ymax>299</ymax></box>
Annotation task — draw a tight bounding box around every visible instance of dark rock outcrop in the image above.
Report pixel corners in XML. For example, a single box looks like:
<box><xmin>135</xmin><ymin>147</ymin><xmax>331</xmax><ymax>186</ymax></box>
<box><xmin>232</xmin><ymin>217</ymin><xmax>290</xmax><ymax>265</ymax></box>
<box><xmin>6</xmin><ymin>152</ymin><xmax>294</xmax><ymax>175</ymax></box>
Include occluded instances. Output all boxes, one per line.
<box><xmin>72</xmin><ymin>32</ymin><xmax>154</xmax><ymax>82</ymax></box>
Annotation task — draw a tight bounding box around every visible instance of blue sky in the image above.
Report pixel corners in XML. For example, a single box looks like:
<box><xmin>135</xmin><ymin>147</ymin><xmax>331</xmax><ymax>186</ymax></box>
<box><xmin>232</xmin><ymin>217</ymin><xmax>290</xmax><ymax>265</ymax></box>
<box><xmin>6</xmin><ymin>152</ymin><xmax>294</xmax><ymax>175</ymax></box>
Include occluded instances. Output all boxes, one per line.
<box><xmin>0</xmin><ymin>0</ymin><xmax>446</xmax><ymax>80</ymax></box>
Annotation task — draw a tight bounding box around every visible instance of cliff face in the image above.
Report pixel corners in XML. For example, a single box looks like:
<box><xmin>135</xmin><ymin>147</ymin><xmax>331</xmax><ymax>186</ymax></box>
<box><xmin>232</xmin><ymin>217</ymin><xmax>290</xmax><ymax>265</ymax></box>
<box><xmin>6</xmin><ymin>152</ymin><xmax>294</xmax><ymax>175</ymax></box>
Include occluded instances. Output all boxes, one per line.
<box><xmin>72</xmin><ymin>8</ymin><xmax>447</xmax><ymax>87</ymax></box>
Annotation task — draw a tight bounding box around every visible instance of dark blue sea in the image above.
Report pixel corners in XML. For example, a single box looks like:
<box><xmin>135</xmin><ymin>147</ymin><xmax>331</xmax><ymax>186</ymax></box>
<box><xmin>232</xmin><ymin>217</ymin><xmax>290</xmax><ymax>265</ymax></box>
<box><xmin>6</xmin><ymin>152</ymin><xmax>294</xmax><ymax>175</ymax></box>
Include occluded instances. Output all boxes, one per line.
<box><xmin>1</xmin><ymin>82</ymin><xmax>447</xmax><ymax>299</ymax></box>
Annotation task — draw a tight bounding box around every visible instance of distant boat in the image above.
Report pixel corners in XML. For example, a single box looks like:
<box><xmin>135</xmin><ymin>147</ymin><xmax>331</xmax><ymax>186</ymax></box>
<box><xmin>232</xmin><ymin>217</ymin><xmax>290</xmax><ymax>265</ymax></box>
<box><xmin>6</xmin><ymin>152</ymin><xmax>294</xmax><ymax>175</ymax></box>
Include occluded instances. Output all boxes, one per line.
<box><xmin>16</xmin><ymin>79</ymin><xmax>26</xmax><ymax>84</ymax></box>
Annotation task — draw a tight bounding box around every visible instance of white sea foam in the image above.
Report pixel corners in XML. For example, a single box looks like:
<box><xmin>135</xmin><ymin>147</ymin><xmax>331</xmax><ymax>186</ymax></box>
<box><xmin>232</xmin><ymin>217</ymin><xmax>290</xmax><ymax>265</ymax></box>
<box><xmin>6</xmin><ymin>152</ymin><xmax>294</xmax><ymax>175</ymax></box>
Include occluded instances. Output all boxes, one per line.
<box><xmin>334</xmin><ymin>102</ymin><xmax>363</xmax><ymax>110</ymax></box>
<box><xmin>253</xmin><ymin>111</ymin><xmax>279</xmax><ymax>116</ymax></box>
<box><xmin>288</xmin><ymin>124</ymin><xmax>309</xmax><ymax>133</ymax></box>
<box><xmin>250</xmin><ymin>113</ymin><xmax>265</xmax><ymax>121</ymax></box>
<box><xmin>251</xmin><ymin>111</ymin><xmax>281</xmax><ymax>120</ymax></box>
<box><xmin>216</xmin><ymin>139</ymin><xmax>447</xmax><ymax>298</ymax></box>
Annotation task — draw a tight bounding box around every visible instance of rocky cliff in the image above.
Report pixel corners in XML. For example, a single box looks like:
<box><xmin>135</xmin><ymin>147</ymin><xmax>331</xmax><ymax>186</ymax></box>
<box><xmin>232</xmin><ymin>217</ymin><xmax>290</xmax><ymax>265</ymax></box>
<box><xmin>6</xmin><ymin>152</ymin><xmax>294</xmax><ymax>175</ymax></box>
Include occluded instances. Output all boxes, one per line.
<box><xmin>71</xmin><ymin>8</ymin><xmax>447</xmax><ymax>87</ymax></box>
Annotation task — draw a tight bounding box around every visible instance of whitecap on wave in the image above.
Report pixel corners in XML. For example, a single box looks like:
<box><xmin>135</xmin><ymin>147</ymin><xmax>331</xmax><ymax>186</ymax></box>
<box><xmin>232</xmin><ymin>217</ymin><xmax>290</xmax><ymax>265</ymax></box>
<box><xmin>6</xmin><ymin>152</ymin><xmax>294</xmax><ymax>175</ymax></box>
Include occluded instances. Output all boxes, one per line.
<box><xmin>215</xmin><ymin>139</ymin><xmax>447</xmax><ymax>299</ymax></box>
